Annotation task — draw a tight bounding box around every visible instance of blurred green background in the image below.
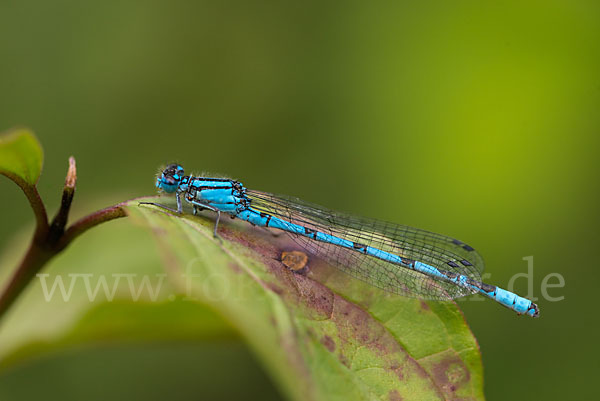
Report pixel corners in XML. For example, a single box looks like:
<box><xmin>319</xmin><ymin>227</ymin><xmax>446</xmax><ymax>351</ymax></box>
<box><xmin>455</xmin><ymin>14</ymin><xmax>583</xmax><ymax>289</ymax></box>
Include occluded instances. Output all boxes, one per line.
<box><xmin>0</xmin><ymin>1</ymin><xmax>598</xmax><ymax>400</ymax></box>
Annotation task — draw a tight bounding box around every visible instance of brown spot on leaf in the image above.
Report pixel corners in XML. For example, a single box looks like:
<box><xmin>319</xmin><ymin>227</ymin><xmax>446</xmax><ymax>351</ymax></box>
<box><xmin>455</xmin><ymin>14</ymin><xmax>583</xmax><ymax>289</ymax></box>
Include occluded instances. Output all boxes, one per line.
<box><xmin>281</xmin><ymin>250</ymin><xmax>309</xmax><ymax>271</ymax></box>
<box><xmin>333</xmin><ymin>299</ymin><xmax>382</xmax><ymax>346</ymax></box>
<box><xmin>320</xmin><ymin>335</ymin><xmax>335</xmax><ymax>352</ymax></box>
<box><xmin>420</xmin><ymin>300</ymin><xmax>430</xmax><ymax>311</ymax></box>
<box><xmin>431</xmin><ymin>357</ymin><xmax>470</xmax><ymax>395</ymax></box>
<box><xmin>293</xmin><ymin>275</ymin><xmax>334</xmax><ymax>320</ymax></box>
<box><xmin>390</xmin><ymin>363</ymin><xmax>404</xmax><ymax>381</ymax></box>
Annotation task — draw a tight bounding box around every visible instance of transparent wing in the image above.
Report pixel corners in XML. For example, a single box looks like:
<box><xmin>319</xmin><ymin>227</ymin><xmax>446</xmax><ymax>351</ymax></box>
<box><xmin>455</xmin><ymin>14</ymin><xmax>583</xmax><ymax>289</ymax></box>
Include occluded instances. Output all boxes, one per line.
<box><xmin>247</xmin><ymin>190</ymin><xmax>484</xmax><ymax>300</ymax></box>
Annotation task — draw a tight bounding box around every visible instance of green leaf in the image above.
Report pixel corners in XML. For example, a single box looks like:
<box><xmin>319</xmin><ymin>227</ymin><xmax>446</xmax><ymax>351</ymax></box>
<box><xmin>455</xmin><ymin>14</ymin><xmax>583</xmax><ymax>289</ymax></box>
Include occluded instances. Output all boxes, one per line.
<box><xmin>0</xmin><ymin>214</ymin><xmax>236</xmax><ymax>369</ymax></box>
<box><xmin>0</xmin><ymin>128</ymin><xmax>43</xmax><ymax>186</ymax></box>
<box><xmin>124</xmin><ymin>197</ymin><xmax>485</xmax><ymax>401</ymax></box>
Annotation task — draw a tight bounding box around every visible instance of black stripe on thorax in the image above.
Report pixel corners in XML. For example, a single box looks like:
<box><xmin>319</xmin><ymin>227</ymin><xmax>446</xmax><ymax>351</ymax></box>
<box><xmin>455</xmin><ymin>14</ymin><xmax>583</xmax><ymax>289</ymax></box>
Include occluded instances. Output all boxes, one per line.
<box><xmin>192</xmin><ymin>177</ymin><xmax>232</xmax><ymax>182</ymax></box>
<box><xmin>194</xmin><ymin>185</ymin><xmax>234</xmax><ymax>190</ymax></box>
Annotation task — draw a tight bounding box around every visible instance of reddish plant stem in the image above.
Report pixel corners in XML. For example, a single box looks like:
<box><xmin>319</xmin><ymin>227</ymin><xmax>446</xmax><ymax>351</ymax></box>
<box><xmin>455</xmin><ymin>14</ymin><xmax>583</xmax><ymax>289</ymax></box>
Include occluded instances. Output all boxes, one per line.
<box><xmin>0</xmin><ymin>242</ymin><xmax>54</xmax><ymax>319</ymax></box>
<box><xmin>0</xmin><ymin>158</ymin><xmax>127</xmax><ymax>320</ymax></box>
<box><xmin>0</xmin><ymin>171</ymin><xmax>48</xmax><ymax>242</ymax></box>
<box><xmin>0</xmin><ymin>205</ymin><xmax>126</xmax><ymax>319</ymax></box>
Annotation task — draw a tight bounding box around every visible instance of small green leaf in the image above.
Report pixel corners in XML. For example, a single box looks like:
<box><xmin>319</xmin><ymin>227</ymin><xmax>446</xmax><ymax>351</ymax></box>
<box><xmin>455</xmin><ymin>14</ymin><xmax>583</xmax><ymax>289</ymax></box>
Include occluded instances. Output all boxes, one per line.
<box><xmin>125</xmin><ymin>197</ymin><xmax>485</xmax><ymax>401</ymax></box>
<box><xmin>0</xmin><ymin>128</ymin><xmax>44</xmax><ymax>186</ymax></box>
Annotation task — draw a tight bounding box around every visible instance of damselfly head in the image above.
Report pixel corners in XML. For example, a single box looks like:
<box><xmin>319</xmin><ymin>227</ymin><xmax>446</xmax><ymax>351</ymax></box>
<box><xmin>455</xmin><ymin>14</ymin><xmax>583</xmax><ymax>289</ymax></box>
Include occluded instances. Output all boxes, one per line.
<box><xmin>156</xmin><ymin>163</ymin><xmax>185</xmax><ymax>193</ymax></box>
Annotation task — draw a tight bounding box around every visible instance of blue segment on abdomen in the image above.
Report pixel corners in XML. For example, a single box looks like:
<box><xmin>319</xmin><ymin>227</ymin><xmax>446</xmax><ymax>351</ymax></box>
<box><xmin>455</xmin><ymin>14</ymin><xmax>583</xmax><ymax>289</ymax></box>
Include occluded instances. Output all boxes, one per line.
<box><xmin>236</xmin><ymin>209</ymin><xmax>269</xmax><ymax>226</ymax></box>
<box><xmin>479</xmin><ymin>287</ymin><xmax>535</xmax><ymax>316</ymax></box>
<box><xmin>414</xmin><ymin>261</ymin><xmax>444</xmax><ymax>278</ymax></box>
<box><xmin>317</xmin><ymin>232</ymin><xmax>353</xmax><ymax>248</ymax></box>
<box><xmin>366</xmin><ymin>247</ymin><xmax>411</xmax><ymax>268</ymax></box>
